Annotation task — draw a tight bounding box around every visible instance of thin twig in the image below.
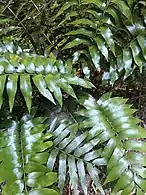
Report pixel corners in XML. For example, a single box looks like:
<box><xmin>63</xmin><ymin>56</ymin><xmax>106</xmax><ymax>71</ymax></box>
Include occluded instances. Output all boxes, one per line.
<box><xmin>30</xmin><ymin>0</ymin><xmax>41</xmax><ymax>13</ymax></box>
<box><xmin>7</xmin><ymin>7</ymin><xmax>38</xmax><ymax>53</ymax></box>
<box><xmin>131</xmin><ymin>94</ymin><xmax>146</xmax><ymax>100</ymax></box>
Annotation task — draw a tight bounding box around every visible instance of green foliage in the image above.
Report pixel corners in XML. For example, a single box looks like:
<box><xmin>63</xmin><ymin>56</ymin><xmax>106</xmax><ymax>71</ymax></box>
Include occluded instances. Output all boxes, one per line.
<box><xmin>37</xmin><ymin>92</ymin><xmax>146</xmax><ymax>195</ymax></box>
<box><xmin>55</xmin><ymin>0</ymin><xmax>146</xmax><ymax>83</ymax></box>
<box><xmin>0</xmin><ymin>1</ymin><xmax>146</xmax><ymax>195</ymax></box>
<box><xmin>47</xmin><ymin>117</ymin><xmax>104</xmax><ymax>195</ymax></box>
<box><xmin>1</xmin><ymin>93</ymin><xmax>146</xmax><ymax>194</ymax></box>
<box><xmin>0</xmin><ymin>113</ymin><xmax>59</xmax><ymax>195</ymax></box>
<box><xmin>77</xmin><ymin>92</ymin><xmax>146</xmax><ymax>194</ymax></box>
<box><xmin>1</xmin><ymin>0</ymin><xmax>146</xmax><ymax>84</ymax></box>
<box><xmin>0</xmin><ymin>40</ymin><xmax>93</xmax><ymax>112</ymax></box>
<box><xmin>0</xmin><ymin>0</ymin><xmax>65</xmax><ymax>54</ymax></box>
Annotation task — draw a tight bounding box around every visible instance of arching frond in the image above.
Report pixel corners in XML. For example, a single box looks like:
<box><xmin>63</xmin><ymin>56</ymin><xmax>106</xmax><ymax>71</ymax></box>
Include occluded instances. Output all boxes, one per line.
<box><xmin>55</xmin><ymin>0</ymin><xmax>146</xmax><ymax>83</ymax></box>
<box><xmin>0</xmin><ymin>40</ymin><xmax>93</xmax><ymax>112</ymax></box>
<box><xmin>0</xmin><ymin>114</ymin><xmax>59</xmax><ymax>195</ymax></box>
<box><xmin>47</xmin><ymin>117</ymin><xmax>105</xmax><ymax>195</ymax></box>
<box><xmin>77</xmin><ymin>92</ymin><xmax>146</xmax><ymax>194</ymax></box>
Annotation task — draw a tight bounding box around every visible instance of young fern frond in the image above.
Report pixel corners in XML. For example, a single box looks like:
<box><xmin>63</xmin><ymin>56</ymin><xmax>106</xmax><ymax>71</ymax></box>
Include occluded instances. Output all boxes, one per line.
<box><xmin>0</xmin><ymin>114</ymin><xmax>59</xmax><ymax>195</ymax></box>
<box><xmin>77</xmin><ymin>92</ymin><xmax>146</xmax><ymax>194</ymax></box>
<box><xmin>0</xmin><ymin>40</ymin><xmax>93</xmax><ymax>112</ymax></box>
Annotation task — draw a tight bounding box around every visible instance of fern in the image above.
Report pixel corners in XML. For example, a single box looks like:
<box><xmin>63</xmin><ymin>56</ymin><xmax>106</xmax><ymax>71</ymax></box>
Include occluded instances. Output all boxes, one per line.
<box><xmin>55</xmin><ymin>0</ymin><xmax>146</xmax><ymax>83</ymax></box>
<box><xmin>77</xmin><ymin>92</ymin><xmax>146</xmax><ymax>194</ymax></box>
<box><xmin>0</xmin><ymin>40</ymin><xmax>93</xmax><ymax>112</ymax></box>
<box><xmin>47</xmin><ymin>116</ymin><xmax>105</xmax><ymax>195</ymax></box>
<box><xmin>1</xmin><ymin>93</ymin><xmax>146</xmax><ymax>194</ymax></box>
<box><xmin>0</xmin><ymin>1</ymin><xmax>146</xmax><ymax>195</ymax></box>
<box><xmin>1</xmin><ymin>0</ymin><xmax>146</xmax><ymax>84</ymax></box>
<box><xmin>0</xmin><ymin>113</ymin><xmax>59</xmax><ymax>195</ymax></box>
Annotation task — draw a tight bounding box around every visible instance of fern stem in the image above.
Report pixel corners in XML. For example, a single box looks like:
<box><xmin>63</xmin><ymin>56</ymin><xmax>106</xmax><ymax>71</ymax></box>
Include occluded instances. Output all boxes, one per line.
<box><xmin>20</xmin><ymin>123</ymin><xmax>28</xmax><ymax>194</ymax></box>
<box><xmin>64</xmin><ymin>106</ymin><xmax>78</xmax><ymax>125</ymax></box>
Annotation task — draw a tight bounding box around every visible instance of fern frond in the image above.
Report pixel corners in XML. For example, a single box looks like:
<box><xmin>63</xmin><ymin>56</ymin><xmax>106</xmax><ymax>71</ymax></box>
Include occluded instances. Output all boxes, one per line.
<box><xmin>0</xmin><ymin>114</ymin><xmax>59</xmax><ymax>195</ymax></box>
<box><xmin>47</xmin><ymin>117</ymin><xmax>105</xmax><ymax>195</ymax></box>
<box><xmin>0</xmin><ymin>40</ymin><xmax>93</xmax><ymax>112</ymax></box>
<box><xmin>77</xmin><ymin>92</ymin><xmax>146</xmax><ymax>194</ymax></box>
<box><xmin>2</xmin><ymin>0</ymin><xmax>145</xmax><ymax>84</ymax></box>
<box><xmin>55</xmin><ymin>0</ymin><xmax>146</xmax><ymax>84</ymax></box>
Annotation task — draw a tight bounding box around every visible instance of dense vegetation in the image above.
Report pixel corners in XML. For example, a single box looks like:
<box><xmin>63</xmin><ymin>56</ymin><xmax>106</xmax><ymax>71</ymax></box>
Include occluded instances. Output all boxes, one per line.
<box><xmin>0</xmin><ymin>0</ymin><xmax>146</xmax><ymax>194</ymax></box>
